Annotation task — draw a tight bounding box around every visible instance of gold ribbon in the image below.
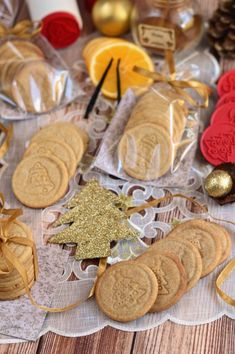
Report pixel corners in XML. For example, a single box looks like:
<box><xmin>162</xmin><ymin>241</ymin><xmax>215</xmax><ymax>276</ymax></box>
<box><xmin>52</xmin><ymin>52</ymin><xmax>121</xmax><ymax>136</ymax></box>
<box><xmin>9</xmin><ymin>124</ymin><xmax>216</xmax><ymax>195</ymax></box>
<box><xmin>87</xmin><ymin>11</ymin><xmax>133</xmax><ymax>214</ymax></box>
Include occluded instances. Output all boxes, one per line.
<box><xmin>0</xmin><ymin>20</ymin><xmax>42</xmax><ymax>39</ymax></box>
<box><xmin>0</xmin><ymin>123</ymin><xmax>13</xmax><ymax>160</ymax></box>
<box><xmin>126</xmin><ymin>193</ymin><xmax>207</xmax><ymax>217</ymax></box>
<box><xmin>215</xmin><ymin>258</ymin><xmax>235</xmax><ymax>306</ymax></box>
<box><xmin>133</xmin><ymin>65</ymin><xmax>212</xmax><ymax>108</ymax></box>
<box><xmin>0</xmin><ymin>193</ymin><xmax>107</xmax><ymax>312</ymax></box>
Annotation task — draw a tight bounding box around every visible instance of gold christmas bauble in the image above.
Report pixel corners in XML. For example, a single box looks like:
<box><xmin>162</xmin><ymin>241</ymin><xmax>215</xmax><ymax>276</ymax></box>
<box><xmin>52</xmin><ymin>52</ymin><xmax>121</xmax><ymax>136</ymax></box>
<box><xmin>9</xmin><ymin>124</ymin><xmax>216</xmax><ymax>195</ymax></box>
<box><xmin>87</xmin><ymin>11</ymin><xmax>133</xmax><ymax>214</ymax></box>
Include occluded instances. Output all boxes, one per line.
<box><xmin>204</xmin><ymin>170</ymin><xmax>233</xmax><ymax>198</ymax></box>
<box><xmin>92</xmin><ymin>0</ymin><xmax>133</xmax><ymax>37</ymax></box>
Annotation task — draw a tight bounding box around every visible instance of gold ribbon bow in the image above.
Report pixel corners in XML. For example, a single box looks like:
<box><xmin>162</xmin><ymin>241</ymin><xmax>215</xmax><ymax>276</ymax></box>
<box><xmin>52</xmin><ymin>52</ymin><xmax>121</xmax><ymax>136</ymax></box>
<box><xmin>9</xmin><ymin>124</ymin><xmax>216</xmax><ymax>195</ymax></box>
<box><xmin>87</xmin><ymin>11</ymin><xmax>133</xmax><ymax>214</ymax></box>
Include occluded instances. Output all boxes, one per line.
<box><xmin>0</xmin><ymin>20</ymin><xmax>42</xmax><ymax>39</ymax></box>
<box><xmin>0</xmin><ymin>193</ymin><xmax>39</xmax><ymax>279</ymax></box>
<box><xmin>0</xmin><ymin>122</ymin><xmax>13</xmax><ymax>160</ymax></box>
<box><xmin>133</xmin><ymin>65</ymin><xmax>212</xmax><ymax>108</ymax></box>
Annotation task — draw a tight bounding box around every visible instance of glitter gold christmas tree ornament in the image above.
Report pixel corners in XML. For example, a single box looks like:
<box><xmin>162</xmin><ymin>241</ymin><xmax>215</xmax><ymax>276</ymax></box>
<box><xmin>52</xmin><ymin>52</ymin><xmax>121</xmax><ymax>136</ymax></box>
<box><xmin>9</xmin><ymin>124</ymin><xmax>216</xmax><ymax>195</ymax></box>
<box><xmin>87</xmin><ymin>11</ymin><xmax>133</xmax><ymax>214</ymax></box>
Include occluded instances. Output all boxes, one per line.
<box><xmin>49</xmin><ymin>180</ymin><xmax>139</xmax><ymax>259</ymax></box>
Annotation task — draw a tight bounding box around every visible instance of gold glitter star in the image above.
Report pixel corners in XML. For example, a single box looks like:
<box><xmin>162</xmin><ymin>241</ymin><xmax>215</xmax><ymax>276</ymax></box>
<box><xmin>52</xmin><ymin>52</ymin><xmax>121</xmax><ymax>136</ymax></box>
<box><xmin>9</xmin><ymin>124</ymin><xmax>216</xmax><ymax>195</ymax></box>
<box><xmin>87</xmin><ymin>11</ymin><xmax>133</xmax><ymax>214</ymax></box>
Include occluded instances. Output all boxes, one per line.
<box><xmin>49</xmin><ymin>180</ymin><xmax>139</xmax><ymax>260</ymax></box>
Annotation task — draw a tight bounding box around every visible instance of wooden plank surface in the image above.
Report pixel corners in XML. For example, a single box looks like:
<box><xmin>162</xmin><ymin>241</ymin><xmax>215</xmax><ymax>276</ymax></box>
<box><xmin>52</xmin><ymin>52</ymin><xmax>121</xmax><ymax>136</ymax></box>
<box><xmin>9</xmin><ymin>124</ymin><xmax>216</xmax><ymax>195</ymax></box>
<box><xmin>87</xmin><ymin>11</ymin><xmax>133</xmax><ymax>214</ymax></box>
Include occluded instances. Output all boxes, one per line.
<box><xmin>1</xmin><ymin>0</ymin><xmax>235</xmax><ymax>353</ymax></box>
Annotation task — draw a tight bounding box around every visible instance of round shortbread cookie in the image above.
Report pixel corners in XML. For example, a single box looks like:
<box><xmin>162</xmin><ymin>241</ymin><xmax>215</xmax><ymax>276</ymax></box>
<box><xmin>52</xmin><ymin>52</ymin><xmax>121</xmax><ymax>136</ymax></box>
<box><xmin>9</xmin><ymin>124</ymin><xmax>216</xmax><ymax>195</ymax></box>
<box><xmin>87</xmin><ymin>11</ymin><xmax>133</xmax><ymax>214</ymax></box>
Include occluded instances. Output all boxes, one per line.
<box><xmin>0</xmin><ymin>261</ymin><xmax>34</xmax><ymax>291</ymax></box>
<box><xmin>12</xmin><ymin>154</ymin><xmax>69</xmax><ymax>208</ymax></box>
<box><xmin>126</xmin><ymin>107</ymin><xmax>181</xmax><ymax>143</ymax></box>
<box><xmin>95</xmin><ymin>261</ymin><xmax>158</xmax><ymax>322</ymax></box>
<box><xmin>24</xmin><ymin>139</ymin><xmax>77</xmax><ymax>178</ymax></box>
<box><xmin>118</xmin><ymin>123</ymin><xmax>173</xmax><ymax>180</ymax></box>
<box><xmin>136</xmin><ymin>252</ymin><xmax>187</xmax><ymax>312</ymax></box>
<box><xmin>31</xmin><ymin>122</ymin><xmax>88</xmax><ymax>163</ymax></box>
<box><xmin>0</xmin><ymin>220</ymin><xmax>33</xmax><ymax>272</ymax></box>
<box><xmin>0</xmin><ymin>256</ymin><xmax>33</xmax><ymax>285</ymax></box>
<box><xmin>149</xmin><ymin>238</ymin><xmax>202</xmax><ymax>291</ymax></box>
<box><xmin>208</xmin><ymin>222</ymin><xmax>231</xmax><ymax>264</ymax></box>
<box><xmin>1</xmin><ymin>61</ymin><xmax>25</xmax><ymax>97</ymax></box>
<box><xmin>11</xmin><ymin>61</ymin><xmax>66</xmax><ymax>113</ymax></box>
<box><xmin>0</xmin><ymin>276</ymin><xmax>35</xmax><ymax>300</ymax></box>
<box><xmin>125</xmin><ymin>90</ymin><xmax>186</xmax><ymax>143</ymax></box>
<box><xmin>0</xmin><ymin>40</ymin><xmax>44</xmax><ymax>75</ymax></box>
<box><xmin>167</xmin><ymin>219</ymin><xmax>222</xmax><ymax>277</ymax></box>
<box><xmin>0</xmin><ymin>40</ymin><xmax>44</xmax><ymax>60</ymax></box>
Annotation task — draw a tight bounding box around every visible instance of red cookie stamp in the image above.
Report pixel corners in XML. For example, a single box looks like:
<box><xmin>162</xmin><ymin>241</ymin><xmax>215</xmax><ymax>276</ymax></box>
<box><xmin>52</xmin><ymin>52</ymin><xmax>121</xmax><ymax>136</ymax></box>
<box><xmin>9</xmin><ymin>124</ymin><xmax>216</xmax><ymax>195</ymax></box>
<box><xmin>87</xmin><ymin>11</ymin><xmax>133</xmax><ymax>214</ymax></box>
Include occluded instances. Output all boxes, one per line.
<box><xmin>211</xmin><ymin>103</ymin><xmax>235</xmax><ymax>125</ymax></box>
<box><xmin>200</xmin><ymin>123</ymin><xmax>235</xmax><ymax>165</ymax></box>
<box><xmin>217</xmin><ymin>70</ymin><xmax>235</xmax><ymax>97</ymax></box>
<box><xmin>216</xmin><ymin>91</ymin><xmax>235</xmax><ymax>107</ymax></box>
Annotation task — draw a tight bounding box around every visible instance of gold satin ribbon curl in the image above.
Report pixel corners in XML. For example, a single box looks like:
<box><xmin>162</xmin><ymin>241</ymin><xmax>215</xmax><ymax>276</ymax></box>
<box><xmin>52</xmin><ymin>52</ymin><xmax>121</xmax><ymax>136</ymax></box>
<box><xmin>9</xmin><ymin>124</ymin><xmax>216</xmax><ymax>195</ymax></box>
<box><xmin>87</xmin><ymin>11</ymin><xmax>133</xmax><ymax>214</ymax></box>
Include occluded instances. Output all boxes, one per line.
<box><xmin>0</xmin><ymin>122</ymin><xmax>13</xmax><ymax>160</ymax></box>
<box><xmin>133</xmin><ymin>65</ymin><xmax>212</xmax><ymax>108</ymax></box>
<box><xmin>0</xmin><ymin>20</ymin><xmax>42</xmax><ymax>39</ymax></box>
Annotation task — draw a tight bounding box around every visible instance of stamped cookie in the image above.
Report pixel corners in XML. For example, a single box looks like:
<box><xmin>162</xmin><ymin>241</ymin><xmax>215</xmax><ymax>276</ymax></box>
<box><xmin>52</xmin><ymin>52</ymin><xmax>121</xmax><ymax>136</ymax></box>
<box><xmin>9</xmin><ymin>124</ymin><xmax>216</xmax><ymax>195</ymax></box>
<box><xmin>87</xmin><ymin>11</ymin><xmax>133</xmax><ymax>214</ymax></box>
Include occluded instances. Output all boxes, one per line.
<box><xmin>208</xmin><ymin>222</ymin><xmax>231</xmax><ymax>264</ymax></box>
<box><xmin>31</xmin><ymin>122</ymin><xmax>89</xmax><ymax>163</ymax></box>
<box><xmin>136</xmin><ymin>252</ymin><xmax>187</xmax><ymax>312</ymax></box>
<box><xmin>118</xmin><ymin>123</ymin><xmax>173</xmax><ymax>180</ymax></box>
<box><xmin>0</xmin><ymin>219</ymin><xmax>33</xmax><ymax>272</ymax></box>
<box><xmin>95</xmin><ymin>261</ymin><xmax>158</xmax><ymax>322</ymax></box>
<box><xmin>149</xmin><ymin>238</ymin><xmax>202</xmax><ymax>291</ymax></box>
<box><xmin>11</xmin><ymin>61</ymin><xmax>67</xmax><ymax>113</ymax></box>
<box><xmin>12</xmin><ymin>154</ymin><xmax>69</xmax><ymax>208</ymax></box>
<box><xmin>0</xmin><ymin>220</ymin><xmax>35</xmax><ymax>300</ymax></box>
<box><xmin>0</xmin><ymin>40</ymin><xmax>44</xmax><ymax>61</ymax></box>
<box><xmin>24</xmin><ymin>138</ymin><xmax>77</xmax><ymax>178</ymax></box>
<box><xmin>167</xmin><ymin>219</ymin><xmax>222</xmax><ymax>277</ymax></box>
<box><xmin>126</xmin><ymin>106</ymin><xmax>181</xmax><ymax>143</ymax></box>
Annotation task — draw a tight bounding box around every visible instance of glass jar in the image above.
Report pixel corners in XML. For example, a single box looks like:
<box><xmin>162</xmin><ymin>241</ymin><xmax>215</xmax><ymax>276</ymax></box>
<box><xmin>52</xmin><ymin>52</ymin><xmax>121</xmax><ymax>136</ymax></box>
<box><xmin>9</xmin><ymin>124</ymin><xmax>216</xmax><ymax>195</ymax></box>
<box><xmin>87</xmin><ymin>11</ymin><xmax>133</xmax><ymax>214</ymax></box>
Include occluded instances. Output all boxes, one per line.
<box><xmin>131</xmin><ymin>0</ymin><xmax>204</xmax><ymax>56</ymax></box>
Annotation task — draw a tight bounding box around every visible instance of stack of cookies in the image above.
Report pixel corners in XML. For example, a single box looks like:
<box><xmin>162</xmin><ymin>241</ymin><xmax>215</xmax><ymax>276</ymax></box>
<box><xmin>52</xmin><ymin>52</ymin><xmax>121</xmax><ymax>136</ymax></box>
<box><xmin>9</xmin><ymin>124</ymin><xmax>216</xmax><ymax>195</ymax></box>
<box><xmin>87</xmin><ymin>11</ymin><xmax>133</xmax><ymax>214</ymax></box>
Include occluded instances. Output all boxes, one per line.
<box><xmin>95</xmin><ymin>219</ymin><xmax>231</xmax><ymax>322</ymax></box>
<box><xmin>118</xmin><ymin>90</ymin><xmax>188</xmax><ymax>181</ymax></box>
<box><xmin>0</xmin><ymin>219</ymin><xmax>36</xmax><ymax>300</ymax></box>
<box><xmin>0</xmin><ymin>39</ymin><xmax>66</xmax><ymax>113</ymax></box>
<box><xmin>12</xmin><ymin>122</ymin><xmax>89</xmax><ymax>209</ymax></box>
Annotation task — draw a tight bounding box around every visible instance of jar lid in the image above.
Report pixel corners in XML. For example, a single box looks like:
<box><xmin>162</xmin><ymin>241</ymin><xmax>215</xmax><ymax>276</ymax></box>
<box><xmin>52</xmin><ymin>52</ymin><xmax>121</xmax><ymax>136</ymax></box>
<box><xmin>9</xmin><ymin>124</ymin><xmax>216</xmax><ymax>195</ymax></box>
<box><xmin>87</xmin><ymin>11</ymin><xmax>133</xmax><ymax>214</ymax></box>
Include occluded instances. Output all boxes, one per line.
<box><xmin>41</xmin><ymin>12</ymin><xmax>81</xmax><ymax>49</ymax></box>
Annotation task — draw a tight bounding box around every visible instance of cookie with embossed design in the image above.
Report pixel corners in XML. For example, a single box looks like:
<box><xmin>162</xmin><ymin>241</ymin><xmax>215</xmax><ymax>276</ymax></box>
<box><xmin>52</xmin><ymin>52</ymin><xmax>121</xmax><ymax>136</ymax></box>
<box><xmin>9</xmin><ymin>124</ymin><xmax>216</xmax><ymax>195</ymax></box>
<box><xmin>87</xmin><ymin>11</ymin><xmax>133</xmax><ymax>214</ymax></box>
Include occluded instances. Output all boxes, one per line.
<box><xmin>118</xmin><ymin>123</ymin><xmax>173</xmax><ymax>180</ymax></box>
<box><xmin>12</xmin><ymin>154</ymin><xmax>69</xmax><ymax>208</ymax></box>
<box><xmin>0</xmin><ymin>219</ymin><xmax>35</xmax><ymax>300</ymax></box>
<box><xmin>148</xmin><ymin>238</ymin><xmax>202</xmax><ymax>291</ymax></box>
<box><xmin>31</xmin><ymin>122</ymin><xmax>89</xmax><ymax>164</ymax></box>
<box><xmin>167</xmin><ymin>219</ymin><xmax>222</xmax><ymax>277</ymax></box>
<box><xmin>24</xmin><ymin>138</ymin><xmax>77</xmax><ymax>178</ymax></box>
<box><xmin>207</xmin><ymin>222</ymin><xmax>231</xmax><ymax>265</ymax></box>
<box><xmin>11</xmin><ymin>61</ymin><xmax>66</xmax><ymax>113</ymax></box>
<box><xmin>136</xmin><ymin>252</ymin><xmax>187</xmax><ymax>312</ymax></box>
<box><xmin>95</xmin><ymin>261</ymin><xmax>158</xmax><ymax>322</ymax></box>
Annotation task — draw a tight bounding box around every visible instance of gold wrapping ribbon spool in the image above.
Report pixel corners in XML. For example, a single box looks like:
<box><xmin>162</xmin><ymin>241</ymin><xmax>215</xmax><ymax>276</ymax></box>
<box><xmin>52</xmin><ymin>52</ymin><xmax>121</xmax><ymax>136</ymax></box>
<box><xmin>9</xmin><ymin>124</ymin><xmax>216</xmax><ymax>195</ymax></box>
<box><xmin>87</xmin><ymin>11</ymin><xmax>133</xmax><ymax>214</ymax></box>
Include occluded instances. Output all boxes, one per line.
<box><xmin>133</xmin><ymin>65</ymin><xmax>212</xmax><ymax>108</ymax></box>
<box><xmin>0</xmin><ymin>192</ymin><xmax>107</xmax><ymax>312</ymax></box>
<box><xmin>0</xmin><ymin>20</ymin><xmax>42</xmax><ymax>39</ymax></box>
<box><xmin>0</xmin><ymin>123</ymin><xmax>13</xmax><ymax>160</ymax></box>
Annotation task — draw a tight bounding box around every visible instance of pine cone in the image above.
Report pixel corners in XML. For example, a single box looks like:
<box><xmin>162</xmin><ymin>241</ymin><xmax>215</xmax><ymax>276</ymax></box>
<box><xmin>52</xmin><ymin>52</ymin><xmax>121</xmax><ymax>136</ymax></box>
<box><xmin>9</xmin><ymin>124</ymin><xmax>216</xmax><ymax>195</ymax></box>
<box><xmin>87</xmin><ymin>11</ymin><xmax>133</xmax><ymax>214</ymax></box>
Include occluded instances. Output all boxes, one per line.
<box><xmin>208</xmin><ymin>0</ymin><xmax>235</xmax><ymax>58</ymax></box>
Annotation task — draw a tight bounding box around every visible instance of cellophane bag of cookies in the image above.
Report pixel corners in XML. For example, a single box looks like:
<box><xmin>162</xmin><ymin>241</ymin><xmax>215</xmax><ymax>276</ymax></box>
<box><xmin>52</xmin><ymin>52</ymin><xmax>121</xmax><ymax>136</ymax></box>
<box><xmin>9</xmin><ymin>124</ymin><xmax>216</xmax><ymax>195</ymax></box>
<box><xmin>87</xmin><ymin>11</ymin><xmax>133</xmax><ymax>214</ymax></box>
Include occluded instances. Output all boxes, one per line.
<box><xmin>0</xmin><ymin>0</ymin><xmax>19</xmax><ymax>27</ymax></box>
<box><xmin>0</xmin><ymin>35</ymin><xmax>81</xmax><ymax>119</ymax></box>
<box><xmin>94</xmin><ymin>85</ymin><xmax>199</xmax><ymax>187</ymax></box>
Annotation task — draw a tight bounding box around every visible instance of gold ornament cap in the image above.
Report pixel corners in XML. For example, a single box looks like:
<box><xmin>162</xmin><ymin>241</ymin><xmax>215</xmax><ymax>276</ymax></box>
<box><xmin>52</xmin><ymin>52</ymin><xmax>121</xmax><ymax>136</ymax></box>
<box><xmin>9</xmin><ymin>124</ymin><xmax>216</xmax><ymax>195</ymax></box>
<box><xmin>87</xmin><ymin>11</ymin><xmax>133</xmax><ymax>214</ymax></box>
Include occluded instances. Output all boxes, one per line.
<box><xmin>149</xmin><ymin>0</ymin><xmax>185</xmax><ymax>8</ymax></box>
<box><xmin>204</xmin><ymin>169</ymin><xmax>233</xmax><ymax>198</ymax></box>
<box><xmin>92</xmin><ymin>0</ymin><xmax>133</xmax><ymax>37</ymax></box>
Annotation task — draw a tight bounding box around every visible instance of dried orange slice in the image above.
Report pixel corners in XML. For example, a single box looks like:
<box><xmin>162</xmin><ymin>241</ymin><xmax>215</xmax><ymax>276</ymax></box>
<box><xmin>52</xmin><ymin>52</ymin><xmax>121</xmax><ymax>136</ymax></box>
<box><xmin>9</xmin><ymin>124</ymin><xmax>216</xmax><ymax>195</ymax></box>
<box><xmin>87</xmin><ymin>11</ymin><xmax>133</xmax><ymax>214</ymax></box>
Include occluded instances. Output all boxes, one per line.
<box><xmin>83</xmin><ymin>38</ymin><xmax>122</xmax><ymax>60</ymax></box>
<box><xmin>83</xmin><ymin>38</ymin><xmax>154</xmax><ymax>99</ymax></box>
